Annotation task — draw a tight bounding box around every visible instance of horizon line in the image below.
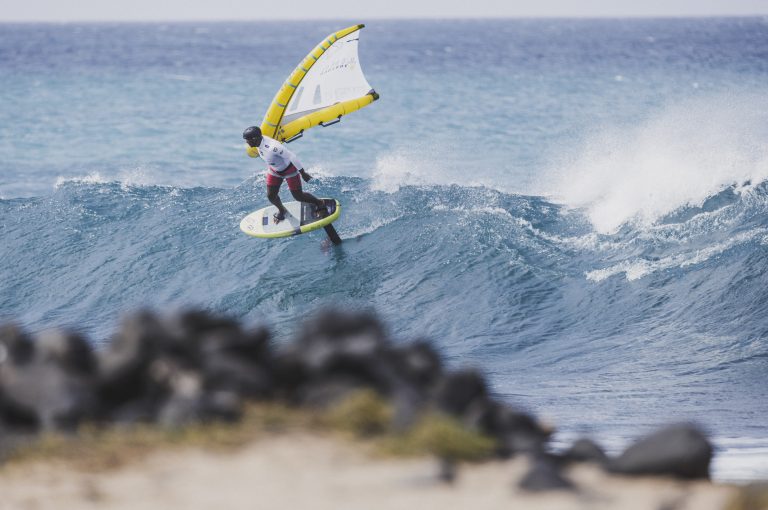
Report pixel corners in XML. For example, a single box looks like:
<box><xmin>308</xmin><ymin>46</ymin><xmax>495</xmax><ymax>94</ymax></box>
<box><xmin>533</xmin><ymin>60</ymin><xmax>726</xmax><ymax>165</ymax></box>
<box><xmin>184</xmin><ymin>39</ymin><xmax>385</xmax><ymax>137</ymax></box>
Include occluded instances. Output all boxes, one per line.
<box><xmin>1</xmin><ymin>13</ymin><xmax>767</xmax><ymax>24</ymax></box>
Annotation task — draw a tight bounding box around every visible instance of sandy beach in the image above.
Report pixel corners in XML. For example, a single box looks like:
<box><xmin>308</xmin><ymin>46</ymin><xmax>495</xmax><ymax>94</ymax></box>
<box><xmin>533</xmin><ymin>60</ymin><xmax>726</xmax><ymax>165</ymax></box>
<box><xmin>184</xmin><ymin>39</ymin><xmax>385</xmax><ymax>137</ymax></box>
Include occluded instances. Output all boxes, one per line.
<box><xmin>0</xmin><ymin>432</ymin><xmax>738</xmax><ymax>510</ymax></box>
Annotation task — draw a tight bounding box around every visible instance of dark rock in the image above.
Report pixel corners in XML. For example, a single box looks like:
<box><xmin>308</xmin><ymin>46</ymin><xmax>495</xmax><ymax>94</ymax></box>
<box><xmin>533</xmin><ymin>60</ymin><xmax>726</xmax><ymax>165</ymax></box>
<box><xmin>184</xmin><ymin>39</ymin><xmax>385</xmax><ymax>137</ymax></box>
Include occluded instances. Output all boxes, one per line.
<box><xmin>0</xmin><ymin>308</ymin><xmax>731</xmax><ymax>495</ymax></box>
<box><xmin>0</xmin><ymin>328</ymin><xmax>97</xmax><ymax>432</ymax></box>
<box><xmin>199</xmin><ymin>325</ymin><xmax>271</xmax><ymax>367</ymax></box>
<box><xmin>298</xmin><ymin>309</ymin><xmax>387</xmax><ymax>349</ymax></box>
<box><xmin>200</xmin><ymin>326</ymin><xmax>273</xmax><ymax>399</ymax></box>
<box><xmin>518</xmin><ymin>456</ymin><xmax>575</xmax><ymax>492</ymax></box>
<box><xmin>37</xmin><ymin>328</ymin><xmax>96</xmax><ymax>375</ymax></box>
<box><xmin>275</xmin><ymin>310</ymin><xmax>392</xmax><ymax>401</ymax></box>
<box><xmin>96</xmin><ymin>310</ymin><xmax>169</xmax><ymax>412</ymax></box>
<box><xmin>0</xmin><ymin>324</ymin><xmax>42</xmax><ymax>428</ymax></box>
<box><xmin>145</xmin><ymin>348</ymin><xmax>244</xmax><ymax>427</ymax></box>
<box><xmin>606</xmin><ymin>424</ymin><xmax>713</xmax><ymax>479</ymax></box>
<box><xmin>203</xmin><ymin>390</ymin><xmax>243</xmax><ymax>422</ymax></box>
<box><xmin>562</xmin><ymin>438</ymin><xmax>608</xmax><ymax>465</ymax></box>
<box><xmin>144</xmin><ymin>352</ymin><xmax>243</xmax><ymax>428</ymax></box>
<box><xmin>386</xmin><ymin>340</ymin><xmax>444</xmax><ymax>429</ymax></box>
<box><xmin>104</xmin><ymin>398</ymin><xmax>157</xmax><ymax>424</ymax></box>
<box><xmin>160</xmin><ymin>310</ymin><xmax>257</xmax><ymax>367</ymax></box>
<box><xmin>202</xmin><ymin>354</ymin><xmax>273</xmax><ymax>399</ymax></box>
<box><xmin>164</xmin><ymin>310</ymin><xmax>243</xmax><ymax>342</ymax></box>
<box><xmin>432</xmin><ymin>369</ymin><xmax>488</xmax><ymax>417</ymax></box>
<box><xmin>154</xmin><ymin>368</ymin><xmax>206</xmax><ymax>427</ymax></box>
<box><xmin>157</xmin><ymin>380</ymin><xmax>242</xmax><ymax>427</ymax></box>
<box><xmin>437</xmin><ymin>457</ymin><xmax>457</xmax><ymax>484</ymax></box>
<box><xmin>0</xmin><ymin>323</ymin><xmax>34</xmax><ymax>365</ymax></box>
<box><xmin>372</xmin><ymin>340</ymin><xmax>444</xmax><ymax>429</ymax></box>
<box><xmin>467</xmin><ymin>400</ymin><xmax>551</xmax><ymax>458</ymax></box>
<box><xmin>97</xmin><ymin>310</ymin><xmax>273</xmax><ymax>424</ymax></box>
<box><xmin>431</xmin><ymin>368</ymin><xmax>551</xmax><ymax>459</ymax></box>
<box><xmin>295</xmin><ymin>376</ymin><xmax>371</xmax><ymax>408</ymax></box>
<box><xmin>275</xmin><ymin>311</ymin><xmax>438</xmax><ymax>432</ymax></box>
<box><xmin>293</xmin><ymin>309</ymin><xmax>386</xmax><ymax>373</ymax></box>
<box><xmin>388</xmin><ymin>340</ymin><xmax>443</xmax><ymax>390</ymax></box>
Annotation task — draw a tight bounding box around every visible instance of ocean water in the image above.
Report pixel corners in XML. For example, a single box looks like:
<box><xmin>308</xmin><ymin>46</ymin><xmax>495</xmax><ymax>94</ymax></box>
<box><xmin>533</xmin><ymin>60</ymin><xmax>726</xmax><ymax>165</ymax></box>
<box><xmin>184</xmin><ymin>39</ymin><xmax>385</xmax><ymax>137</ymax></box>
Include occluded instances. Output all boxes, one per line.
<box><xmin>1</xmin><ymin>18</ymin><xmax>767</xmax><ymax>481</ymax></box>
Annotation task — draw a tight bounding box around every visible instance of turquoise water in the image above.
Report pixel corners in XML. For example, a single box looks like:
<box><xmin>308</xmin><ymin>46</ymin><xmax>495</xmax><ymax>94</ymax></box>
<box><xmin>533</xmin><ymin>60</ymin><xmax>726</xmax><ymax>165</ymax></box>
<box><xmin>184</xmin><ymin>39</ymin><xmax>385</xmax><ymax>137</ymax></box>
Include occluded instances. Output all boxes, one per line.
<box><xmin>1</xmin><ymin>18</ymin><xmax>768</xmax><ymax>480</ymax></box>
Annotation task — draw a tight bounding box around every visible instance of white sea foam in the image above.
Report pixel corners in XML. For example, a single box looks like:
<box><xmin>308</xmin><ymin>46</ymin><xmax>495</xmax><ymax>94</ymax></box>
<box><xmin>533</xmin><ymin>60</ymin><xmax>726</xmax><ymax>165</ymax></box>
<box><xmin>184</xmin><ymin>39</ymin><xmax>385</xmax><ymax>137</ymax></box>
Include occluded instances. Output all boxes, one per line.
<box><xmin>545</xmin><ymin>95</ymin><xmax>768</xmax><ymax>234</ymax></box>
<box><xmin>432</xmin><ymin>203</ymin><xmax>514</xmax><ymax>218</ymax></box>
<box><xmin>472</xmin><ymin>206</ymin><xmax>514</xmax><ymax>218</ymax></box>
<box><xmin>343</xmin><ymin>215</ymin><xmax>403</xmax><ymax>239</ymax></box>
<box><xmin>54</xmin><ymin>167</ymin><xmax>156</xmax><ymax>190</ymax></box>
<box><xmin>54</xmin><ymin>172</ymin><xmax>108</xmax><ymax>188</ymax></box>
<box><xmin>711</xmin><ymin>437</ymin><xmax>768</xmax><ymax>482</ymax></box>
<box><xmin>304</xmin><ymin>165</ymin><xmax>335</xmax><ymax>179</ymax></box>
<box><xmin>369</xmin><ymin>144</ymin><xmax>491</xmax><ymax>193</ymax></box>
<box><xmin>586</xmin><ymin>228</ymin><xmax>766</xmax><ymax>282</ymax></box>
<box><xmin>370</xmin><ymin>150</ymin><xmax>438</xmax><ymax>193</ymax></box>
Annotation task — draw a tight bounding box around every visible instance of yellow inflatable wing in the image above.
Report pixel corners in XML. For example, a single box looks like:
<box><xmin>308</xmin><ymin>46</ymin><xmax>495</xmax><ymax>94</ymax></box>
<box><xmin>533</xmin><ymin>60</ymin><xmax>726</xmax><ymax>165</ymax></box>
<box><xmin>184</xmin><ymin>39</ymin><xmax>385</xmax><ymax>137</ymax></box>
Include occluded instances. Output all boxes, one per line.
<box><xmin>259</xmin><ymin>24</ymin><xmax>379</xmax><ymax>143</ymax></box>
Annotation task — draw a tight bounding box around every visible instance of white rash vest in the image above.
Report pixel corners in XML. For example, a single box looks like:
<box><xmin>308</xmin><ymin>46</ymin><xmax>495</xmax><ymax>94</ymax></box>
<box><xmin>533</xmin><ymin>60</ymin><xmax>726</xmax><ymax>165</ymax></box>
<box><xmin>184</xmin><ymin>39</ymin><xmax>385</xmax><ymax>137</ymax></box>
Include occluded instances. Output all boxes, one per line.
<box><xmin>256</xmin><ymin>136</ymin><xmax>303</xmax><ymax>177</ymax></box>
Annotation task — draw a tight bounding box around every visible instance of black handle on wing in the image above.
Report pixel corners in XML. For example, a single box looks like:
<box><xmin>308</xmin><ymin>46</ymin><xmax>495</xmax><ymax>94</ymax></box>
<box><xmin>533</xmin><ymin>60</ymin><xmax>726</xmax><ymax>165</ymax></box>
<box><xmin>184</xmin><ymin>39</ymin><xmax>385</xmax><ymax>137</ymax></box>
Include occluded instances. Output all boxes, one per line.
<box><xmin>285</xmin><ymin>131</ymin><xmax>304</xmax><ymax>143</ymax></box>
<box><xmin>319</xmin><ymin>116</ymin><xmax>342</xmax><ymax>128</ymax></box>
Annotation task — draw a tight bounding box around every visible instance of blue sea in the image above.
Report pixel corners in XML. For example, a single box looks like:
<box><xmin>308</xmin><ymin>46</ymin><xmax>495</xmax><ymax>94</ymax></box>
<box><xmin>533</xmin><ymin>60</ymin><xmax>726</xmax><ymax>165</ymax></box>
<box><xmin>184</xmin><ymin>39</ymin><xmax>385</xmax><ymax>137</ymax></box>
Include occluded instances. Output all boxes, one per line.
<box><xmin>1</xmin><ymin>18</ymin><xmax>767</xmax><ymax>481</ymax></box>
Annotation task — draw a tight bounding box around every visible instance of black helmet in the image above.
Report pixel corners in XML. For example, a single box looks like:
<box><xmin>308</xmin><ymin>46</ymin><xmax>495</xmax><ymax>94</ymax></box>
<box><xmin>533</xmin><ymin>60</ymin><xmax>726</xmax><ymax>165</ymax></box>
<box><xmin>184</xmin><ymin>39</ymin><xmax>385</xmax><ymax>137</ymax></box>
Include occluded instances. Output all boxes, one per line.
<box><xmin>243</xmin><ymin>126</ymin><xmax>262</xmax><ymax>146</ymax></box>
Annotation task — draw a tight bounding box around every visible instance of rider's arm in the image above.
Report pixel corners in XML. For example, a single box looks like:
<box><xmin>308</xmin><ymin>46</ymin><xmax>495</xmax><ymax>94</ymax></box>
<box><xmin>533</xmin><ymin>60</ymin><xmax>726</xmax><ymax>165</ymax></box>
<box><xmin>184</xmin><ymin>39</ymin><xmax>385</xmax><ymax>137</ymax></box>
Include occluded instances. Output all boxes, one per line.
<box><xmin>280</xmin><ymin>146</ymin><xmax>303</xmax><ymax>171</ymax></box>
<box><xmin>279</xmin><ymin>144</ymin><xmax>311</xmax><ymax>181</ymax></box>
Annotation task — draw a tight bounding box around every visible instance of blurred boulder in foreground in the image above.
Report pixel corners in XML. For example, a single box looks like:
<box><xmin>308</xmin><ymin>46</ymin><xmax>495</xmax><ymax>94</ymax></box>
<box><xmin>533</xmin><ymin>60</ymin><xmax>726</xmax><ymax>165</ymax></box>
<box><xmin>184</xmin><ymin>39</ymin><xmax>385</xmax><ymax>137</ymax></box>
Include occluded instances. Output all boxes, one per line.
<box><xmin>560</xmin><ymin>437</ymin><xmax>608</xmax><ymax>465</ymax></box>
<box><xmin>518</xmin><ymin>456</ymin><xmax>575</xmax><ymax>492</ymax></box>
<box><xmin>0</xmin><ymin>325</ymin><xmax>96</xmax><ymax>432</ymax></box>
<box><xmin>96</xmin><ymin>310</ymin><xmax>272</xmax><ymax>427</ymax></box>
<box><xmin>0</xmin><ymin>308</ymin><xmax>717</xmax><ymax>489</ymax></box>
<box><xmin>607</xmin><ymin>424</ymin><xmax>713</xmax><ymax>479</ymax></box>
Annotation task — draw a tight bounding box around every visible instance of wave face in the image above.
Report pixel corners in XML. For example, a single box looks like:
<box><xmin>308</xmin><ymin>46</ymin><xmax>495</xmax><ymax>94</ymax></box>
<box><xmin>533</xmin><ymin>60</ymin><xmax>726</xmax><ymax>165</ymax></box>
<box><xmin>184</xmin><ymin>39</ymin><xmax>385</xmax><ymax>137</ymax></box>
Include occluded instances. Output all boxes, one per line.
<box><xmin>1</xmin><ymin>18</ymin><xmax>767</xmax><ymax>480</ymax></box>
<box><xmin>6</xmin><ymin>175</ymin><xmax>766</xmax><ymax>348</ymax></box>
<box><xmin>2</xmin><ymin>174</ymin><xmax>768</xmax><ymax>479</ymax></box>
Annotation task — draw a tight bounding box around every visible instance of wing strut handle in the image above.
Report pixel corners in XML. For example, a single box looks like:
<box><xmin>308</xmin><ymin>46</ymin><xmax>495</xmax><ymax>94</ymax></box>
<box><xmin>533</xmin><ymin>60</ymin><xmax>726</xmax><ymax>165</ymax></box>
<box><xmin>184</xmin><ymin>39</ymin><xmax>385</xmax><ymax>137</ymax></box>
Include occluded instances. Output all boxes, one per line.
<box><xmin>319</xmin><ymin>116</ymin><xmax>342</xmax><ymax>128</ymax></box>
<box><xmin>285</xmin><ymin>131</ymin><xmax>304</xmax><ymax>143</ymax></box>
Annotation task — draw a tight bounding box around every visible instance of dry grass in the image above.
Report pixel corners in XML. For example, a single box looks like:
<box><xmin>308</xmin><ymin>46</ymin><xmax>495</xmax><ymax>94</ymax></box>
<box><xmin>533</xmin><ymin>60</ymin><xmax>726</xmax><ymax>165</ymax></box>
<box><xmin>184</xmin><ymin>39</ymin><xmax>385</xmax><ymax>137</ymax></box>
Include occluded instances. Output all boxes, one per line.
<box><xmin>323</xmin><ymin>389</ymin><xmax>394</xmax><ymax>437</ymax></box>
<box><xmin>2</xmin><ymin>403</ymin><xmax>315</xmax><ymax>472</ymax></box>
<box><xmin>2</xmin><ymin>392</ymin><xmax>496</xmax><ymax>472</ymax></box>
<box><xmin>376</xmin><ymin>413</ymin><xmax>495</xmax><ymax>461</ymax></box>
<box><xmin>322</xmin><ymin>390</ymin><xmax>495</xmax><ymax>461</ymax></box>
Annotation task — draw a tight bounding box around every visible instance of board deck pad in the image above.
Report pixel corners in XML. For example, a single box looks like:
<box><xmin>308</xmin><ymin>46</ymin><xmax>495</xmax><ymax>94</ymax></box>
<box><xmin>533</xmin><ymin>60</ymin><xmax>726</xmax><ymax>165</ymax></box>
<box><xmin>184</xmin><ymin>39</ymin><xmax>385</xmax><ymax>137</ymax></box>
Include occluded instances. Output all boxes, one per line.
<box><xmin>240</xmin><ymin>199</ymin><xmax>340</xmax><ymax>238</ymax></box>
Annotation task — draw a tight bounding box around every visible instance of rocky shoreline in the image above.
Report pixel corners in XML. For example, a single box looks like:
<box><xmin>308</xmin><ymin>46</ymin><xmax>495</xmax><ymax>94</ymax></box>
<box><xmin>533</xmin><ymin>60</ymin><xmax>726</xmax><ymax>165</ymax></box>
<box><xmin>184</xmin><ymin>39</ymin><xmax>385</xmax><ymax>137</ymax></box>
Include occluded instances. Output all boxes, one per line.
<box><xmin>0</xmin><ymin>309</ymin><xmax>764</xmax><ymax>508</ymax></box>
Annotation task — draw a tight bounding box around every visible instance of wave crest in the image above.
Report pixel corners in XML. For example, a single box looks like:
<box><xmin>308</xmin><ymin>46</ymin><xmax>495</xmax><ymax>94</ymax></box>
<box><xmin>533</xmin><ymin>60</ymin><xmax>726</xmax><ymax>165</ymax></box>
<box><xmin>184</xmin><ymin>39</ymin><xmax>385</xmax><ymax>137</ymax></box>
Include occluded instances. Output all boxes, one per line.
<box><xmin>547</xmin><ymin>94</ymin><xmax>768</xmax><ymax>234</ymax></box>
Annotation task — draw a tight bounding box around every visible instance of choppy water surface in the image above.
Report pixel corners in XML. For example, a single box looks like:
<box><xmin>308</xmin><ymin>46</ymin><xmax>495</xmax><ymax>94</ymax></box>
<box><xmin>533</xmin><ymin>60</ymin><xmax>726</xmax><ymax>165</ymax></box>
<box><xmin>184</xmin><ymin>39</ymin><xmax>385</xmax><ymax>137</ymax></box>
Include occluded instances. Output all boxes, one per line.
<box><xmin>1</xmin><ymin>18</ymin><xmax>767</xmax><ymax>480</ymax></box>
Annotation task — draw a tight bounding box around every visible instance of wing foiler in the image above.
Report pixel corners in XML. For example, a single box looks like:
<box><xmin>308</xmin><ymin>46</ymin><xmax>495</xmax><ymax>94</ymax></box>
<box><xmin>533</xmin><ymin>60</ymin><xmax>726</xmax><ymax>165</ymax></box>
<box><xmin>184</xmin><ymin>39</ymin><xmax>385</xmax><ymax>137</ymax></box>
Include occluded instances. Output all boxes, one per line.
<box><xmin>259</xmin><ymin>24</ymin><xmax>379</xmax><ymax>143</ymax></box>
